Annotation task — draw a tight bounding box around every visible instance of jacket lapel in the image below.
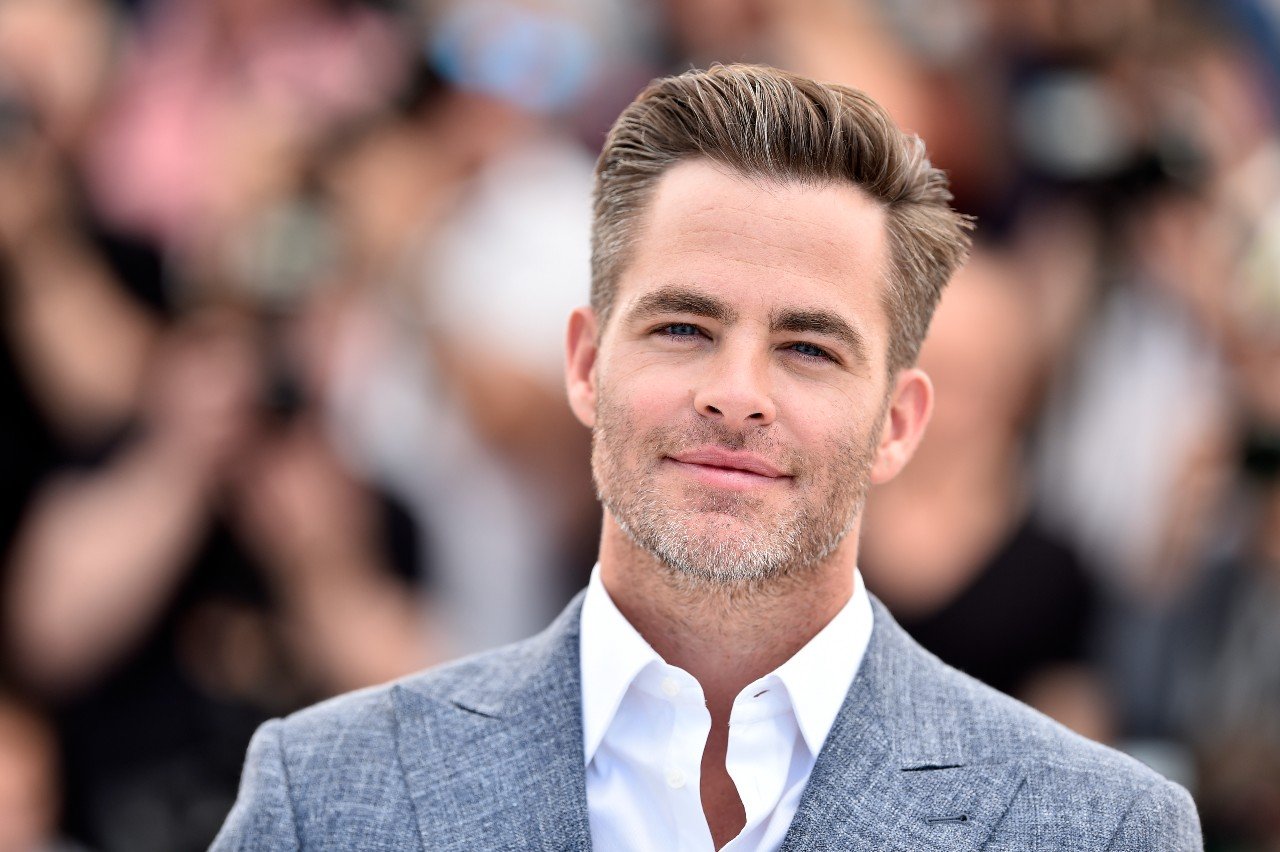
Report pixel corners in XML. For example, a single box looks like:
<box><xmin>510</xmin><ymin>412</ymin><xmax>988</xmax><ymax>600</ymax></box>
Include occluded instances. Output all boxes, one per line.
<box><xmin>388</xmin><ymin>592</ymin><xmax>1025</xmax><ymax>851</ymax></box>
<box><xmin>391</xmin><ymin>597</ymin><xmax>592</xmax><ymax>851</ymax></box>
<box><xmin>780</xmin><ymin>598</ymin><xmax>1025</xmax><ymax>851</ymax></box>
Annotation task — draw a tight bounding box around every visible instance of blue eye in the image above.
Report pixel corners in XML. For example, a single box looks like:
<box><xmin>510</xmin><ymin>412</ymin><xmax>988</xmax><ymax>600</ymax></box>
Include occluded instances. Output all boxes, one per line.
<box><xmin>661</xmin><ymin>323</ymin><xmax>702</xmax><ymax>337</ymax></box>
<box><xmin>789</xmin><ymin>342</ymin><xmax>832</xmax><ymax>360</ymax></box>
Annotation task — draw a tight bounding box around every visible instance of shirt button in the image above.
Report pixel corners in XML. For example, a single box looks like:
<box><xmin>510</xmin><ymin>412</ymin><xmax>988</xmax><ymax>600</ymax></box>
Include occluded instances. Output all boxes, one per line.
<box><xmin>665</xmin><ymin>767</ymin><xmax>686</xmax><ymax>789</ymax></box>
<box><xmin>660</xmin><ymin>677</ymin><xmax>679</xmax><ymax>698</ymax></box>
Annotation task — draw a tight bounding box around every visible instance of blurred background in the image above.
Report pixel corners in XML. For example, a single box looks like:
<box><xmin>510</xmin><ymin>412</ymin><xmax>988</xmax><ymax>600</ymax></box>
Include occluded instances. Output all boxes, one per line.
<box><xmin>0</xmin><ymin>0</ymin><xmax>1276</xmax><ymax>849</ymax></box>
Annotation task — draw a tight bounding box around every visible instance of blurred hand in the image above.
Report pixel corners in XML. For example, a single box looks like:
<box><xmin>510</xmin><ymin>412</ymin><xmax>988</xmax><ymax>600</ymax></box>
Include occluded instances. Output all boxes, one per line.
<box><xmin>143</xmin><ymin>312</ymin><xmax>261</xmax><ymax>479</ymax></box>
<box><xmin>1</xmin><ymin>314</ymin><xmax>260</xmax><ymax>695</ymax></box>
<box><xmin>0</xmin><ymin>700</ymin><xmax>58</xmax><ymax>852</ymax></box>
<box><xmin>0</xmin><ymin>133</ymin><xmax>70</xmax><ymax>254</ymax></box>
<box><xmin>229</xmin><ymin>419</ymin><xmax>377</xmax><ymax>582</ymax></box>
<box><xmin>228</xmin><ymin>417</ymin><xmax>437</xmax><ymax>692</ymax></box>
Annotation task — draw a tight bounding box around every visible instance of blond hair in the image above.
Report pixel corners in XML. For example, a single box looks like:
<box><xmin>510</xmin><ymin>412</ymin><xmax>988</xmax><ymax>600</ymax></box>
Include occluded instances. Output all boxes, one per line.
<box><xmin>591</xmin><ymin>64</ymin><xmax>972</xmax><ymax>373</ymax></box>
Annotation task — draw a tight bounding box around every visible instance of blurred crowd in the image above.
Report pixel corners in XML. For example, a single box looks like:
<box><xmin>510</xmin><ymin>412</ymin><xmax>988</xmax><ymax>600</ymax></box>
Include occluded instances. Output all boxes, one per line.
<box><xmin>0</xmin><ymin>0</ymin><xmax>1275</xmax><ymax>850</ymax></box>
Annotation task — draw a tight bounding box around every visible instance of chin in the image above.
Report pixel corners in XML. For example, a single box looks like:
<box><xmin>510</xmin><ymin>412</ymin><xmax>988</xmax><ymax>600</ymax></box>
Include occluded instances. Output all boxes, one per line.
<box><xmin>648</xmin><ymin>521</ymin><xmax>810</xmax><ymax>588</ymax></box>
<box><xmin>604</xmin><ymin>484</ymin><xmax>854</xmax><ymax>590</ymax></box>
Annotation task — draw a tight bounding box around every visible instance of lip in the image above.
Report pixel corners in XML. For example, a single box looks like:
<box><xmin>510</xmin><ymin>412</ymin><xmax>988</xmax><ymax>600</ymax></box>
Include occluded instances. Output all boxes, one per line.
<box><xmin>668</xmin><ymin>447</ymin><xmax>790</xmax><ymax>479</ymax></box>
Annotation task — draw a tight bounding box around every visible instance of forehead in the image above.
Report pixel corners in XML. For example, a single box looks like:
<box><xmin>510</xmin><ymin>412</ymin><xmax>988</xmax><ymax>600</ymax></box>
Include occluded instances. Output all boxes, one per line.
<box><xmin>616</xmin><ymin>159</ymin><xmax>891</xmax><ymax>328</ymax></box>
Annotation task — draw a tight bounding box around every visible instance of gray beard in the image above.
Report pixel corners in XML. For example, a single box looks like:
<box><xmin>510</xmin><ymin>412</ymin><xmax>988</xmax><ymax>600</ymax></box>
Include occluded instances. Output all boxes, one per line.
<box><xmin>591</xmin><ymin>400</ymin><xmax>881</xmax><ymax>592</ymax></box>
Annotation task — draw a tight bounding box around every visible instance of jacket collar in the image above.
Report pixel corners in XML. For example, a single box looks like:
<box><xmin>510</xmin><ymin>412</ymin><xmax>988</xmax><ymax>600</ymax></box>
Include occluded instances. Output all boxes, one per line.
<box><xmin>391</xmin><ymin>595</ymin><xmax>592</xmax><ymax>852</ymax></box>
<box><xmin>779</xmin><ymin>597</ymin><xmax>1026</xmax><ymax>850</ymax></box>
<box><xmin>391</xmin><ymin>592</ymin><xmax>1024</xmax><ymax>851</ymax></box>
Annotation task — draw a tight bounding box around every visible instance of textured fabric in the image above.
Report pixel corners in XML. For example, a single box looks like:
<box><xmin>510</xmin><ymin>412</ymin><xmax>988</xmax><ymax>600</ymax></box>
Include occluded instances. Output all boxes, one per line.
<box><xmin>211</xmin><ymin>593</ymin><xmax>1203</xmax><ymax>851</ymax></box>
<box><xmin>579</xmin><ymin>565</ymin><xmax>873</xmax><ymax>851</ymax></box>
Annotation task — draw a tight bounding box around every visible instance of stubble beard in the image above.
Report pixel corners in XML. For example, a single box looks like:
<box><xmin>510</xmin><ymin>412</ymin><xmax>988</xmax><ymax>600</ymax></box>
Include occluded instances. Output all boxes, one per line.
<box><xmin>592</xmin><ymin>394</ymin><xmax>884</xmax><ymax>592</ymax></box>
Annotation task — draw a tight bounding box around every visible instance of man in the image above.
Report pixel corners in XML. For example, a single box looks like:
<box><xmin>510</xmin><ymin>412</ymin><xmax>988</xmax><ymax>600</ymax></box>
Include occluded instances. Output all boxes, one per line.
<box><xmin>212</xmin><ymin>65</ymin><xmax>1202</xmax><ymax>851</ymax></box>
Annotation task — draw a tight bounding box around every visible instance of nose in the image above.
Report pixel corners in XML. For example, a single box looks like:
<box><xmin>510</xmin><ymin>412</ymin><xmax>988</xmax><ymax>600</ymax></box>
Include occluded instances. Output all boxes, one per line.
<box><xmin>693</xmin><ymin>346</ymin><xmax>777</xmax><ymax>426</ymax></box>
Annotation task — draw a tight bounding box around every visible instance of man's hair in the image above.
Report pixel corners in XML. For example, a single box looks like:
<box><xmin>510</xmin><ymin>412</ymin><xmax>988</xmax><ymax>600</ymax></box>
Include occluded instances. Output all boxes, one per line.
<box><xmin>591</xmin><ymin>64</ymin><xmax>972</xmax><ymax>374</ymax></box>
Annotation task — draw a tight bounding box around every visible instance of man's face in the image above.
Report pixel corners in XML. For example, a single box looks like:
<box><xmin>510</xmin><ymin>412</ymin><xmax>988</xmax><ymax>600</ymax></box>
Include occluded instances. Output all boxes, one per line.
<box><xmin>571</xmin><ymin>160</ymin><xmax>908</xmax><ymax>587</ymax></box>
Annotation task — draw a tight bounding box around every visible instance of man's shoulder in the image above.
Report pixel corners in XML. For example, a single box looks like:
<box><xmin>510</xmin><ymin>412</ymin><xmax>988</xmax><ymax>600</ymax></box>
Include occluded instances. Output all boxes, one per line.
<box><xmin>875</xmin><ymin>614</ymin><xmax>1197</xmax><ymax>844</ymax></box>
<box><xmin>212</xmin><ymin>607</ymin><xmax>591</xmax><ymax>850</ymax></box>
<box><xmin>813</xmin><ymin>605</ymin><xmax>1202</xmax><ymax>849</ymax></box>
<box><xmin>276</xmin><ymin>631</ymin><xmax>556</xmax><ymax>749</ymax></box>
<box><xmin>912</xmin><ymin>642</ymin><xmax>1155</xmax><ymax>783</ymax></box>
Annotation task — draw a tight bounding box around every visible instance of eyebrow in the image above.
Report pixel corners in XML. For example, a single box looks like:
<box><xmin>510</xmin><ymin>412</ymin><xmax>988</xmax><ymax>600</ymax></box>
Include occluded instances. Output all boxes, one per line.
<box><xmin>625</xmin><ymin>286</ymin><xmax>738</xmax><ymax>325</ymax></box>
<box><xmin>771</xmin><ymin>308</ymin><xmax>869</xmax><ymax>363</ymax></box>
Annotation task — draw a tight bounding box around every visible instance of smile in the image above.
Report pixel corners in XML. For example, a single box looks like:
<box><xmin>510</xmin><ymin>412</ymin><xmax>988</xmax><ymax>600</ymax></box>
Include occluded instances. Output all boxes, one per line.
<box><xmin>666</xmin><ymin>448</ymin><xmax>793</xmax><ymax>490</ymax></box>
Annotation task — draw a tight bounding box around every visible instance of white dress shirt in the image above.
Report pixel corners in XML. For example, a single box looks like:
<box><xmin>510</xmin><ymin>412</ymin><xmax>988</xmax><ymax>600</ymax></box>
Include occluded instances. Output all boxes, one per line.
<box><xmin>579</xmin><ymin>566</ymin><xmax>874</xmax><ymax>851</ymax></box>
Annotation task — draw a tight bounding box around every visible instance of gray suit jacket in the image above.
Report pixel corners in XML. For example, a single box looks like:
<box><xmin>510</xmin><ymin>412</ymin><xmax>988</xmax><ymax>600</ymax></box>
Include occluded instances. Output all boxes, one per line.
<box><xmin>211</xmin><ymin>594</ymin><xmax>1202</xmax><ymax>850</ymax></box>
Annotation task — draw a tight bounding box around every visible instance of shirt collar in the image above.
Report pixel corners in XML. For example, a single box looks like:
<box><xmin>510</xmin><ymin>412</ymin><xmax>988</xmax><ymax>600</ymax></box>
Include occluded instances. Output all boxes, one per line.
<box><xmin>579</xmin><ymin>565</ymin><xmax>663</xmax><ymax>764</ymax></box>
<box><xmin>769</xmin><ymin>568</ymin><xmax>873</xmax><ymax>756</ymax></box>
<box><xmin>579</xmin><ymin>564</ymin><xmax>874</xmax><ymax>764</ymax></box>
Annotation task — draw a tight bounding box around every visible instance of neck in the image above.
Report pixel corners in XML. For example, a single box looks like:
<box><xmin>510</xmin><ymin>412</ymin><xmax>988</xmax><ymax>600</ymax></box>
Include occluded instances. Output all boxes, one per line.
<box><xmin>597</xmin><ymin>515</ymin><xmax>857</xmax><ymax>718</ymax></box>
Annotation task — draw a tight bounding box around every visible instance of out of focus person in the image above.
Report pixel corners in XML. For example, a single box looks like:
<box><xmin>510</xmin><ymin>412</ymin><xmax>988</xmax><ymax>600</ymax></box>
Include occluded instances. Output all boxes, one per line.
<box><xmin>313</xmin><ymin>55</ymin><xmax>597</xmax><ymax>653</ymax></box>
<box><xmin>1028</xmin><ymin>20</ymin><xmax>1267</xmax><ymax>600</ymax></box>
<box><xmin>1135</xmin><ymin>67</ymin><xmax>1280</xmax><ymax>839</ymax></box>
<box><xmin>3</xmin><ymin>308</ymin><xmax>437</xmax><ymax>852</ymax></box>
<box><xmin>654</xmin><ymin>0</ymin><xmax>987</xmax><ymax>186</ymax></box>
<box><xmin>1011</xmin><ymin>12</ymin><xmax>1280</xmax><ymax>845</ymax></box>
<box><xmin>84</xmin><ymin>0</ymin><xmax>408</xmax><ymax>253</ymax></box>
<box><xmin>1165</xmin><ymin>455</ymin><xmax>1280</xmax><ymax>849</ymax></box>
<box><xmin>860</xmin><ymin>247</ymin><xmax>1112</xmax><ymax>742</ymax></box>
<box><xmin>0</xmin><ymin>0</ymin><xmax>160</xmax><ymax>447</ymax></box>
<box><xmin>0</xmin><ymin>693</ymin><xmax>77</xmax><ymax>852</ymax></box>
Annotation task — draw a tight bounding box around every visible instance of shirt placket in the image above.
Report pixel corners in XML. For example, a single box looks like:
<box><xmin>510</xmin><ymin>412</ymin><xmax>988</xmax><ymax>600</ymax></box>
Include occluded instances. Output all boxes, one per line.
<box><xmin>655</xmin><ymin>667</ymin><xmax>715</xmax><ymax>852</ymax></box>
<box><xmin>722</xmin><ymin>678</ymin><xmax>796</xmax><ymax>850</ymax></box>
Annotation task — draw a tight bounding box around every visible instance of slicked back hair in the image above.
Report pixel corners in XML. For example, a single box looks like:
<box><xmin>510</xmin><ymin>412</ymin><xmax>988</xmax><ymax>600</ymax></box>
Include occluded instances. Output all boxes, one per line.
<box><xmin>591</xmin><ymin>64</ymin><xmax>972</xmax><ymax>374</ymax></box>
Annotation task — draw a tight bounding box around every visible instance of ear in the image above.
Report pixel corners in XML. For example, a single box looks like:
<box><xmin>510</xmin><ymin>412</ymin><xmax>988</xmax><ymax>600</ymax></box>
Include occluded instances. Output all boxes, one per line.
<box><xmin>869</xmin><ymin>367</ymin><xmax>933</xmax><ymax>485</ymax></box>
<box><xmin>564</xmin><ymin>306</ymin><xmax>600</xmax><ymax>428</ymax></box>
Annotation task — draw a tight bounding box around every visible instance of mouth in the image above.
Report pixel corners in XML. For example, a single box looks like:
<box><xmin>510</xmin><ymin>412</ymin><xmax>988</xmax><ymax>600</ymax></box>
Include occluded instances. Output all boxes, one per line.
<box><xmin>666</xmin><ymin>447</ymin><xmax>792</xmax><ymax>490</ymax></box>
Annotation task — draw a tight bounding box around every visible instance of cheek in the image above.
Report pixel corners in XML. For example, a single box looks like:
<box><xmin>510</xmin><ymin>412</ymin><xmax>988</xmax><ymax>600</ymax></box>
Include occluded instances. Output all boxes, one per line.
<box><xmin>599</xmin><ymin>358</ymin><xmax>694</xmax><ymax>418</ymax></box>
<box><xmin>777</xmin><ymin>377</ymin><xmax>880</xmax><ymax>427</ymax></box>
<box><xmin>788</xmin><ymin>388</ymin><xmax>887</xmax><ymax>460</ymax></box>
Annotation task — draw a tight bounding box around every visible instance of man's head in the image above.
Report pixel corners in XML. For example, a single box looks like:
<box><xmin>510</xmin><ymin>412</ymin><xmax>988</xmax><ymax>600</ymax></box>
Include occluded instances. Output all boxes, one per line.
<box><xmin>567</xmin><ymin>65</ymin><xmax>969</xmax><ymax>588</ymax></box>
<box><xmin>590</xmin><ymin>64</ymin><xmax>971</xmax><ymax>375</ymax></box>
